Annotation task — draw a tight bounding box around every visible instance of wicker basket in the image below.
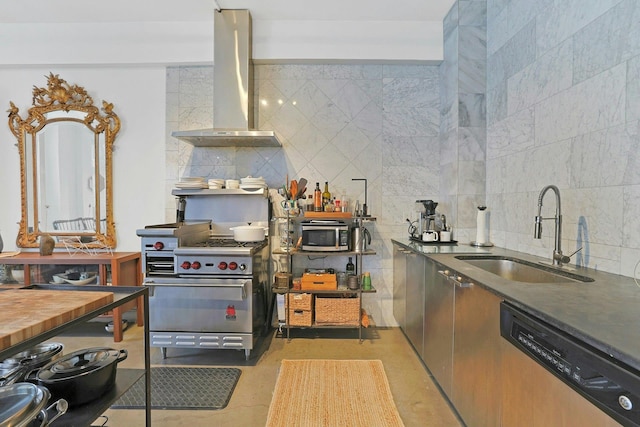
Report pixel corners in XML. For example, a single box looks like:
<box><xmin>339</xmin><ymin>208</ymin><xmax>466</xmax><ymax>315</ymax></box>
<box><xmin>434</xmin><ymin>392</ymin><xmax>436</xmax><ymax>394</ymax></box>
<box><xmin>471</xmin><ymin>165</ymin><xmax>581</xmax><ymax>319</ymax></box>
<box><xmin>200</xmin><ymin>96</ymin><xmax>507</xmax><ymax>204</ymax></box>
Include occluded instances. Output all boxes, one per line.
<box><xmin>288</xmin><ymin>309</ymin><xmax>313</xmax><ymax>326</ymax></box>
<box><xmin>315</xmin><ymin>296</ymin><xmax>360</xmax><ymax>326</ymax></box>
<box><xmin>287</xmin><ymin>293</ymin><xmax>313</xmax><ymax>311</ymax></box>
<box><xmin>275</xmin><ymin>273</ymin><xmax>292</xmax><ymax>289</ymax></box>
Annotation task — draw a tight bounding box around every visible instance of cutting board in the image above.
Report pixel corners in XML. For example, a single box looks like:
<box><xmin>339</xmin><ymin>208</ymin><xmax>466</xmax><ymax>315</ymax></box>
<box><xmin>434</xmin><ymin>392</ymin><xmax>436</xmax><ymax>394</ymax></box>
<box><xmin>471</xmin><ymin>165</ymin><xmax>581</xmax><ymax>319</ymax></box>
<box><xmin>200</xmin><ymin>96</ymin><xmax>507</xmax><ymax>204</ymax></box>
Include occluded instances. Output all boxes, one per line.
<box><xmin>0</xmin><ymin>289</ymin><xmax>114</xmax><ymax>350</ymax></box>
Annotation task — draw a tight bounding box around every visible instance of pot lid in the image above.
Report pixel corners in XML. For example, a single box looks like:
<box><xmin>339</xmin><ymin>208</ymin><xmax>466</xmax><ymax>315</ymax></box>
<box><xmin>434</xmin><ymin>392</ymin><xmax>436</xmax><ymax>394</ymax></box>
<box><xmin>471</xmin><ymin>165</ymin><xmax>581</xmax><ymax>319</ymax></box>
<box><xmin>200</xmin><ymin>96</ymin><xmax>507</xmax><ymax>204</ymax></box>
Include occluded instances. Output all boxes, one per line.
<box><xmin>37</xmin><ymin>347</ymin><xmax>119</xmax><ymax>381</ymax></box>
<box><xmin>0</xmin><ymin>382</ymin><xmax>50</xmax><ymax>427</ymax></box>
<box><xmin>1</xmin><ymin>342</ymin><xmax>64</xmax><ymax>368</ymax></box>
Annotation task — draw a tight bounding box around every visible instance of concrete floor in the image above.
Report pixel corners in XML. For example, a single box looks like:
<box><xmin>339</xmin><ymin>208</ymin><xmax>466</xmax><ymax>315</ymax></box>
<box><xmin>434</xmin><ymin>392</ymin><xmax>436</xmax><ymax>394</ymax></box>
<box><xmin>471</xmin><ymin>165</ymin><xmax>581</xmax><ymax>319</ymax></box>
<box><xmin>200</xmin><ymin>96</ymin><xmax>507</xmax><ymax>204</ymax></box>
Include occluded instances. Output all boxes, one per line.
<box><xmin>53</xmin><ymin>317</ymin><xmax>462</xmax><ymax>426</ymax></box>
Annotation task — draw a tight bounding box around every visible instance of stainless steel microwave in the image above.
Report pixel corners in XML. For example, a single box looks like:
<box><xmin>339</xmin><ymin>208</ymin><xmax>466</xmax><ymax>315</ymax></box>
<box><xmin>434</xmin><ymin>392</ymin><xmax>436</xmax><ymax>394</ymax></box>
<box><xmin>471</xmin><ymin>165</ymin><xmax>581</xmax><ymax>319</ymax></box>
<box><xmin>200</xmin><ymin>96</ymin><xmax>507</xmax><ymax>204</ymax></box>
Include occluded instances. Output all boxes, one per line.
<box><xmin>301</xmin><ymin>220</ymin><xmax>349</xmax><ymax>251</ymax></box>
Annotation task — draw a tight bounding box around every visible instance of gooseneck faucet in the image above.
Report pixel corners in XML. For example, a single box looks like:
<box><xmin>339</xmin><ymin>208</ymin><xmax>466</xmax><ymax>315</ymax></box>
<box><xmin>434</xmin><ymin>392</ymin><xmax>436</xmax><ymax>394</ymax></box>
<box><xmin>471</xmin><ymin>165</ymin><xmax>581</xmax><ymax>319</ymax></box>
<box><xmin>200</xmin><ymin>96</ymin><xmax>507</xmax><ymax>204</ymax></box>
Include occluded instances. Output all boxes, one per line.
<box><xmin>534</xmin><ymin>185</ymin><xmax>570</xmax><ymax>266</ymax></box>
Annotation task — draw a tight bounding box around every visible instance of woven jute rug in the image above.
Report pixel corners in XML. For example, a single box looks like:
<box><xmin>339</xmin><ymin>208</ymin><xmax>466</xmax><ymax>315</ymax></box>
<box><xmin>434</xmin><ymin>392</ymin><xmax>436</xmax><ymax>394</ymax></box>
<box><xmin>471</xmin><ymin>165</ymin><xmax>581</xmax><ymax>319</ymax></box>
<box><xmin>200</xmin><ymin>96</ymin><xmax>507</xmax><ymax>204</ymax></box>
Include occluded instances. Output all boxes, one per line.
<box><xmin>266</xmin><ymin>359</ymin><xmax>405</xmax><ymax>427</ymax></box>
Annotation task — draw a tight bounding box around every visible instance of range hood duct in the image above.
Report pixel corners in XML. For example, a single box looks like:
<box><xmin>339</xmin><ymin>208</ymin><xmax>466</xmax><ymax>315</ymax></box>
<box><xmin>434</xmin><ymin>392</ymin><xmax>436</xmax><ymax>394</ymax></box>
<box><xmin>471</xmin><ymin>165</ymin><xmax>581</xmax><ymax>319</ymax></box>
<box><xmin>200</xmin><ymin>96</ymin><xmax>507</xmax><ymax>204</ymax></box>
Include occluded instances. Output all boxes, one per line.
<box><xmin>171</xmin><ymin>10</ymin><xmax>281</xmax><ymax>147</ymax></box>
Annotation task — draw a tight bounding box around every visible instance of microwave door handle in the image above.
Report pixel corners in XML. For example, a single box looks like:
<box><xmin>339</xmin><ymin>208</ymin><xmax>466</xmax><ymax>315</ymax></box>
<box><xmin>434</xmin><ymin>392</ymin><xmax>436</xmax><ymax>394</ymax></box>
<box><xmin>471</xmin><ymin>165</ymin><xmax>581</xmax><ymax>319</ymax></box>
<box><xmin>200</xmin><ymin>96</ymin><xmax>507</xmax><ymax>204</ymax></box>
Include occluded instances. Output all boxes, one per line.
<box><xmin>336</xmin><ymin>228</ymin><xmax>339</xmax><ymax>249</ymax></box>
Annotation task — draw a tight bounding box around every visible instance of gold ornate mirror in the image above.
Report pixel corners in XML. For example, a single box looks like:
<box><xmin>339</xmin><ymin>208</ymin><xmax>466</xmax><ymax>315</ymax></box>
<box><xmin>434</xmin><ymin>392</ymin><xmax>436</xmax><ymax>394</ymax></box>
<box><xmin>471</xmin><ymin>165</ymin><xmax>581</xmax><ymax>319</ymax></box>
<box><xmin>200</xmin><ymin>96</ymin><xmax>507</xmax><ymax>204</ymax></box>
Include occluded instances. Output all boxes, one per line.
<box><xmin>8</xmin><ymin>73</ymin><xmax>119</xmax><ymax>249</ymax></box>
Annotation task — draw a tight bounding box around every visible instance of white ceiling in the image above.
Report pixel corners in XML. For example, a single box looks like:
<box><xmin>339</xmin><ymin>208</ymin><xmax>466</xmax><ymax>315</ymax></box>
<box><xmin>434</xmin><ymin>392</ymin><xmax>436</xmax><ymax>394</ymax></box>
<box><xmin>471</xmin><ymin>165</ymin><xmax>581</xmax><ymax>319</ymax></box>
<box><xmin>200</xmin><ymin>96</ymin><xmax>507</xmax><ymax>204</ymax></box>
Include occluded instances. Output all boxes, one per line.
<box><xmin>2</xmin><ymin>0</ymin><xmax>456</xmax><ymax>23</ymax></box>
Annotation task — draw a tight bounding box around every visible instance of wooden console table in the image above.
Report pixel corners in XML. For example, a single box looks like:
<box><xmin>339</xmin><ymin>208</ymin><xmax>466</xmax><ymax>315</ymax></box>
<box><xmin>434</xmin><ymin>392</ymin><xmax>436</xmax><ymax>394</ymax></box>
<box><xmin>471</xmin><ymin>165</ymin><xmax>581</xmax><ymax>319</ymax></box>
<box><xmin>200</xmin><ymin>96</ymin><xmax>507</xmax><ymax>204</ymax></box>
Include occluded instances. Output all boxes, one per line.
<box><xmin>0</xmin><ymin>252</ymin><xmax>143</xmax><ymax>342</ymax></box>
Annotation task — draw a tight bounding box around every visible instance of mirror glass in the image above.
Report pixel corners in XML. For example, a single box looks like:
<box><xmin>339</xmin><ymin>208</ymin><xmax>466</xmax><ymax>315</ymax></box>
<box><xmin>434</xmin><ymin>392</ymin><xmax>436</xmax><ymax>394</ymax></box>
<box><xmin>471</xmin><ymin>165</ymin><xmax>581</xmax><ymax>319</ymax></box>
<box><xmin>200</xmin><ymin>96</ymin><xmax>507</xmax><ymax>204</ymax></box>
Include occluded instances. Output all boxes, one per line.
<box><xmin>9</xmin><ymin>73</ymin><xmax>119</xmax><ymax>249</ymax></box>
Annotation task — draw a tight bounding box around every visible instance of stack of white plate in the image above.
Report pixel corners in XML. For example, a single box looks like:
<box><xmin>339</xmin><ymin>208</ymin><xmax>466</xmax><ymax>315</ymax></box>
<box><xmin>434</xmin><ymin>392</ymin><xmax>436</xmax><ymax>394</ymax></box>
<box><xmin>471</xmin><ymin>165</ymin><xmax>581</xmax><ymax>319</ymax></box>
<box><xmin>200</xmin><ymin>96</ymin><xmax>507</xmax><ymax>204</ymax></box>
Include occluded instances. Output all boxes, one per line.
<box><xmin>175</xmin><ymin>177</ymin><xmax>207</xmax><ymax>189</ymax></box>
<box><xmin>208</xmin><ymin>179</ymin><xmax>225</xmax><ymax>189</ymax></box>
<box><xmin>225</xmin><ymin>179</ymin><xmax>241</xmax><ymax>189</ymax></box>
<box><xmin>240</xmin><ymin>176</ymin><xmax>267</xmax><ymax>190</ymax></box>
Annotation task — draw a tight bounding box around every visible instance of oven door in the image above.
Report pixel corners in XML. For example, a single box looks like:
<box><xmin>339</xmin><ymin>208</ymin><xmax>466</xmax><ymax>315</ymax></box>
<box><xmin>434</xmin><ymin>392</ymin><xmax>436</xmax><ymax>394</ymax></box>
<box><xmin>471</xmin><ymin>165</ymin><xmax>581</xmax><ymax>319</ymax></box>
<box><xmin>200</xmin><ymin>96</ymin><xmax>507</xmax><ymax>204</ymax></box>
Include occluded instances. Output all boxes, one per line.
<box><xmin>146</xmin><ymin>278</ymin><xmax>253</xmax><ymax>333</ymax></box>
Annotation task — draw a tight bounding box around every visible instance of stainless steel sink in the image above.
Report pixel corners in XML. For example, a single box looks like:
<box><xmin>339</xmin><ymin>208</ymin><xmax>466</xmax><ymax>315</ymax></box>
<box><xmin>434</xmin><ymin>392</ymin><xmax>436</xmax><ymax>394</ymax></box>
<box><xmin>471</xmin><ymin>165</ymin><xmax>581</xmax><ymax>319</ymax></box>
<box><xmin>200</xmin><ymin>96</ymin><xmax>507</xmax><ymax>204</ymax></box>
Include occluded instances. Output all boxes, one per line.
<box><xmin>454</xmin><ymin>255</ymin><xmax>594</xmax><ymax>283</ymax></box>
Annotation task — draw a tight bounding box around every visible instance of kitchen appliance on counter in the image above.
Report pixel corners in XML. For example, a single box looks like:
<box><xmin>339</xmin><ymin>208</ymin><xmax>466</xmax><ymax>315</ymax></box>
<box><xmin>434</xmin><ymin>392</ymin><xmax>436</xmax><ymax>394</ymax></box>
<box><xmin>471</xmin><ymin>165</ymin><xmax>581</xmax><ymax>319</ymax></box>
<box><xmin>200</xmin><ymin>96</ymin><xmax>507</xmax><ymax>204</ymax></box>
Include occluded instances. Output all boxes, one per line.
<box><xmin>301</xmin><ymin>220</ymin><xmax>350</xmax><ymax>252</ymax></box>
<box><xmin>417</xmin><ymin>199</ymin><xmax>438</xmax><ymax>233</ymax></box>
<box><xmin>408</xmin><ymin>200</ymin><xmax>453</xmax><ymax>244</ymax></box>
<box><xmin>136</xmin><ymin>188</ymin><xmax>271</xmax><ymax>360</ymax></box>
<box><xmin>500</xmin><ymin>302</ymin><xmax>640</xmax><ymax>426</ymax></box>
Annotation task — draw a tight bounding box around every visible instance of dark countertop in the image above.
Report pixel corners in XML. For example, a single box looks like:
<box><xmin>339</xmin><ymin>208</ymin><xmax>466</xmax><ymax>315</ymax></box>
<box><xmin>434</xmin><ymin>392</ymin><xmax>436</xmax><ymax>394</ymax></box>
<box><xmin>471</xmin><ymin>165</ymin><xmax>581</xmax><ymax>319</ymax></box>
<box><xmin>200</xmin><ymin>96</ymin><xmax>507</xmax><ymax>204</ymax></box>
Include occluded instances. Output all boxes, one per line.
<box><xmin>392</xmin><ymin>238</ymin><xmax>640</xmax><ymax>372</ymax></box>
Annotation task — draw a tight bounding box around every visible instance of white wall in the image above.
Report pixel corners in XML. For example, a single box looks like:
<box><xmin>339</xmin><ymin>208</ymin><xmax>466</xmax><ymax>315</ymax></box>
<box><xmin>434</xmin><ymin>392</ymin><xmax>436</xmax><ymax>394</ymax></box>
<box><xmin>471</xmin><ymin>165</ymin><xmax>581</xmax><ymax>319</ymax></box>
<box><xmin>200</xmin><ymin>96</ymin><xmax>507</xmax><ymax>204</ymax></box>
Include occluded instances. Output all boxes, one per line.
<box><xmin>0</xmin><ymin>22</ymin><xmax>214</xmax><ymax>66</ymax></box>
<box><xmin>252</xmin><ymin>20</ymin><xmax>444</xmax><ymax>63</ymax></box>
<box><xmin>0</xmin><ymin>66</ymin><xmax>167</xmax><ymax>251</ymax></box>
<box><xmin>0</xmin><ymin>19</ymin><xmax>444</xmax><ymax>66</ymax></box>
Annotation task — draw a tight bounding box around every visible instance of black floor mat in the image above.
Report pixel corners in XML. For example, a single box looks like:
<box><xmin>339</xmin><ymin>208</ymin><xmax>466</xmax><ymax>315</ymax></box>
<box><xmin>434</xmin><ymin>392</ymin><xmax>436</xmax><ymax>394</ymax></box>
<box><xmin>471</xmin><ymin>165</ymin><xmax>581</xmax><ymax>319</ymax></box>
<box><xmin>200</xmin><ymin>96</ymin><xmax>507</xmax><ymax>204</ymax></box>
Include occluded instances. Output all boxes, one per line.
<box><xmin>111</xmin><ymin>367</ymin><xmax>241</xmax><ymax>410</ymax></box>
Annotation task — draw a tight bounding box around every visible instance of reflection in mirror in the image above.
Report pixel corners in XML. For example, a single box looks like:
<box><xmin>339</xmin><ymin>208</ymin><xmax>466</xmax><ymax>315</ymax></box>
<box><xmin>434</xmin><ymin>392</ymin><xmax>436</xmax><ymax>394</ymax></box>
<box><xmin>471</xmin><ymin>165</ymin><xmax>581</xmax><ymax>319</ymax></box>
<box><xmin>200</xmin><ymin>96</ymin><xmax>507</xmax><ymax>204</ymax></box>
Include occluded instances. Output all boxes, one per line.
<box><xmin>8</xmin><ymin>73</ymin><xmax>120</xmax><ymax>249</ymax></box>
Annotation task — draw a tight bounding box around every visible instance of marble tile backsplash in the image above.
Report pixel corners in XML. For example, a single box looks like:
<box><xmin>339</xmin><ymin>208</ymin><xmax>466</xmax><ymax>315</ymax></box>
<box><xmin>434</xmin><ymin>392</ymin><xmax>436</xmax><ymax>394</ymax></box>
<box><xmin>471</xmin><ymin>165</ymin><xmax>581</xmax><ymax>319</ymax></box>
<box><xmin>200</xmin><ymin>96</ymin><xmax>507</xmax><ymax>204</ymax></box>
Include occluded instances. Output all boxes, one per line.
<box><xmin>487</xmin><ymin>0</ymin><xmax>640</xmax><ymax>277</ymax></box>
<box><xmin>166</xmin><ymin>63</ymin><xmax>442</xmax><ymax>326</ymax></box>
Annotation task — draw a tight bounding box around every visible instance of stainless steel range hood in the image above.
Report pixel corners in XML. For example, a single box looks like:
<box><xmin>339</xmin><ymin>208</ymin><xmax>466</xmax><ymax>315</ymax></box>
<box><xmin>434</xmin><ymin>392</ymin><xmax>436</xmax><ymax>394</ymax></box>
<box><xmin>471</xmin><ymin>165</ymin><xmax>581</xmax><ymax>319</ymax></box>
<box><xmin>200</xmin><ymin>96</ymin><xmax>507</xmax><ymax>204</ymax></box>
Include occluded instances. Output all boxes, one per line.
<box><xmin>171</xmin><ymin>10</ymin><xmax>281</xmax><ymax>147</ymax></box>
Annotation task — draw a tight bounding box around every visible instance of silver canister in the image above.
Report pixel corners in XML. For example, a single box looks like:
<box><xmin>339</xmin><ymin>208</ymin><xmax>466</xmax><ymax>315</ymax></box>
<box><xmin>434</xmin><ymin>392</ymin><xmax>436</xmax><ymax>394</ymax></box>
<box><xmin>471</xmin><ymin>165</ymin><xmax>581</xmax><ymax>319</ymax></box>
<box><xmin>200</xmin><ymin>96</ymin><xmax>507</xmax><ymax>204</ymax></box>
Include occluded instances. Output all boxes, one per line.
<box><xmin>350</xmin><ymin>226</ymin><xmax>372</xmax><ymax>252</ymax></box>
<box><xmin>347</xmin><ymin>274</ymin><xmax>360</xmax><ymax>290</ymax></box>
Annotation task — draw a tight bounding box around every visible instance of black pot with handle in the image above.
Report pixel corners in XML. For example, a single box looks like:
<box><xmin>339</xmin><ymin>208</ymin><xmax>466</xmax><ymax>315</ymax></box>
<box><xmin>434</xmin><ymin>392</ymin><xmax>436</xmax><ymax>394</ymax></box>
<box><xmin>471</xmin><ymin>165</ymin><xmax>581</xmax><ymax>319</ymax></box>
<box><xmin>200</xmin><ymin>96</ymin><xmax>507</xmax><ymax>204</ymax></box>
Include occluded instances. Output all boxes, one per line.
<box><xmin>0</xmin><ymin>342</ymin><xmax>64</xmax><ymax>386</ymax></box>
<box><xmin>27</xmin><ymin>347</ymin><xmax>127</xmax><ymax>407</ymax></box>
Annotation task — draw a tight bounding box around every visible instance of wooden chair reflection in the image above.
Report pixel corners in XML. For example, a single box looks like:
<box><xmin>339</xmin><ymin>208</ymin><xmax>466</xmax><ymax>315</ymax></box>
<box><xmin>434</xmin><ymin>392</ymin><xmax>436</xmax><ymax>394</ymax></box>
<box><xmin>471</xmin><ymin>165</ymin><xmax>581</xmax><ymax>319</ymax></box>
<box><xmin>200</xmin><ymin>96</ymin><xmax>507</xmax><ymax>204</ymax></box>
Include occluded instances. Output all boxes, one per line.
<box><xmin>53</xmin><ymin>217</ymin><xmax>107</xmax><ymax>231</ymax></box>
<box><xmin>52</xmin><ymin>217</ymin><xmax>85</xmax><ymax>231</ymax></box>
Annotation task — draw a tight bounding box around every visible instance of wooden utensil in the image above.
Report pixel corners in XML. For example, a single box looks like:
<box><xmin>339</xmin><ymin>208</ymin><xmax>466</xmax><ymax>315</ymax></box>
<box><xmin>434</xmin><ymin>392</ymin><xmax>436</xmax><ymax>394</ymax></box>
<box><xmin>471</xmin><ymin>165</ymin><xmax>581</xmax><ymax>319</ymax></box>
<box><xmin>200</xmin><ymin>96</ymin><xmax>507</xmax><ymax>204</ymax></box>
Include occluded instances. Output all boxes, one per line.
<box><xmin>296</xmin><ymin>178</ymin><xmax>308</xmax><ymax>199</ymax></box>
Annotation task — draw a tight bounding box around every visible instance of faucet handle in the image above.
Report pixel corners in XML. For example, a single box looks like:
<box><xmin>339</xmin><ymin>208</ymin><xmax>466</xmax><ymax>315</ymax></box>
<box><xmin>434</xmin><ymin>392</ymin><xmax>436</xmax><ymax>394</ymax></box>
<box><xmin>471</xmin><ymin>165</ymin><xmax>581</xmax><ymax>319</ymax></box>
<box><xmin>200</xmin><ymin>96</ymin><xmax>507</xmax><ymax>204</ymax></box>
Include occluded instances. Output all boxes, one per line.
<box><xmin>566</xmin><ymin>247</ymin><xmax>583</xmax><ymax>258</ymax></box>
<box><xmin>556</xmin><ymin>247</ymin><xmax>582</xmax><ymax>265</ymax></box>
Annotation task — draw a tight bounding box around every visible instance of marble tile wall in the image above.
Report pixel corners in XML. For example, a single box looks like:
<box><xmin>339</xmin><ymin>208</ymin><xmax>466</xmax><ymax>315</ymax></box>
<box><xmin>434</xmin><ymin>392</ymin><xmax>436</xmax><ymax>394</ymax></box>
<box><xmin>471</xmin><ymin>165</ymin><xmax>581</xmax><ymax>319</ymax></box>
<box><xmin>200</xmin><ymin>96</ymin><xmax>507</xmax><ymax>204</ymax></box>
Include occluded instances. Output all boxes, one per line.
<box><xmin>163</xmin><ymin>0</ymin><xmax>640</xmax><ymax>326</ymax></box>
<box><xmin>440</xmin><ymin>0</ymin><xmax>488</xmax><ymax>245</ymax></box>
<box><xmin>486</xmin><ymin>0</ymin><xmax>640</xmax><ymax>276</ymax></box>
<box><xmin>165</xmin><ymin>63</ymin><xmax>441</xmax><ymax>326</ymax></box>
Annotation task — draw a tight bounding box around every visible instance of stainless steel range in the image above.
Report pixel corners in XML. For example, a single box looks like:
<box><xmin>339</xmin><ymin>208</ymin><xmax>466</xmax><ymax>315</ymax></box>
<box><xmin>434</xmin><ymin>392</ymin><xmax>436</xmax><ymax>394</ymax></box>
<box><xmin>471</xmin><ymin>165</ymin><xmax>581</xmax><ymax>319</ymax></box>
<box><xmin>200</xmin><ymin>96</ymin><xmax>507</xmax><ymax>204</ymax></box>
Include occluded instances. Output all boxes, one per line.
<box><xmin>136</xmin><ymin>189</ymin><xmax>271</xmax><ymax>360</ymax></box>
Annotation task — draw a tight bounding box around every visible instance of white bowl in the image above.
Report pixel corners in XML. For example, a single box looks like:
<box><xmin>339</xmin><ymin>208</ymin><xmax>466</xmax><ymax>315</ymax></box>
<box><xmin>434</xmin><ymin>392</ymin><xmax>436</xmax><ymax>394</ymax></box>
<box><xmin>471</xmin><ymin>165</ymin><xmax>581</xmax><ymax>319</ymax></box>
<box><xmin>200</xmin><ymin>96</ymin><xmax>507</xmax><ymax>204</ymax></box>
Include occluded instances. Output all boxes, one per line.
<box><xmin>64</xmin><ymin>274</ymin><xmax>97</xmax><ymax>285</ymax></box>
<box><xmin>11</xmin><ymin>270</ymin><xmax>24</xmax><ymax>284</ymax></box>
<box><xmin>52</xmin><ymin>275</ymin><xmax>66</xmax><ymax>284</ymax></box>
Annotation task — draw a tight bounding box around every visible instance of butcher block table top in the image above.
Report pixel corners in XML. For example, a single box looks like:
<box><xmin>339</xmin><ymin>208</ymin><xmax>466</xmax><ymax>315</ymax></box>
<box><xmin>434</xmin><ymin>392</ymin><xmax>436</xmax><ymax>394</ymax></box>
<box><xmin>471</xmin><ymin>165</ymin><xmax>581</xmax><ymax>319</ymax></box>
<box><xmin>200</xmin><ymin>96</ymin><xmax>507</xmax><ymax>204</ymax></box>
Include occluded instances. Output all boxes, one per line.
<box><xmin>0</xmin><ymin>289</ymin><xmax>114</xmax><ymax>350</ymax></box>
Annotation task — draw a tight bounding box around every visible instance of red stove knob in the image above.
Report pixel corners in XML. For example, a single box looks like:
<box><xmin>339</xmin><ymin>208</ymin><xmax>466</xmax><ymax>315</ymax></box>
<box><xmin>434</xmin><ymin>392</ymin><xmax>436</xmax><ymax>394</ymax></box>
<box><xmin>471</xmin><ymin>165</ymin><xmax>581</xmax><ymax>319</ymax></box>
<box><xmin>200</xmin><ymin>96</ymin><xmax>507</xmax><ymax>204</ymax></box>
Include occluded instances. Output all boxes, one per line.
<box><xmin>180</xmin><ymin>261</ymin><xmax>191</xmax><ymax>270</ymax></box>
<box><xmin>218</xmin><ymin>262</ymin><xmax>228</xmax><ymax>270</ymax></box>
<box><xmin>191</xmin><ymin>261</ymin><xmax>201</xmax><ymax>270</ymax></box>
<box><xmin>229</xmin><ymin>262</ymin><xmax>238</xmax><ymax>270</ymax></box>
<box><xmin>153</xmin><ymin>241</ymin><xmax>164</xmax><ymax>250</ymax></box>
<box><xmin>226</xmin><ymin>305</ymin><xmax>236</xmax><ymax>320</ymax></box>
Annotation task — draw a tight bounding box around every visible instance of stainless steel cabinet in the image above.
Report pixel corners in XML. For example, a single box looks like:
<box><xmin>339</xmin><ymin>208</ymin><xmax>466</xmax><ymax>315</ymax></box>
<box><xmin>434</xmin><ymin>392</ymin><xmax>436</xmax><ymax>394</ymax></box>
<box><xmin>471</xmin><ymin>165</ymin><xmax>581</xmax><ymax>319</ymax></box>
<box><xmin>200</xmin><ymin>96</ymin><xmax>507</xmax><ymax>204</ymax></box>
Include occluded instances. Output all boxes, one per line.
<box><xmin>393</xmin><ymin>243</ymin><xmax>617</xmax><ymax>426</ymax></box>
<box><xmin>392</xmin><ymin>244</ymin><xmax>407</xmax><ymax>330</ymax></box>
<box><xmin>422</xmin><ymin>260</ymin><xmax>455</xmax><ymax>397</ymax></box>
<box><xmin>452</xmin><ymin>280</ymin><xmax>503</xmax><ymax>427</ymax></box>
<box><xmin>404</xmin><ymin>251</ymin><xmax>425</xmax><ymax>355</ymax></box>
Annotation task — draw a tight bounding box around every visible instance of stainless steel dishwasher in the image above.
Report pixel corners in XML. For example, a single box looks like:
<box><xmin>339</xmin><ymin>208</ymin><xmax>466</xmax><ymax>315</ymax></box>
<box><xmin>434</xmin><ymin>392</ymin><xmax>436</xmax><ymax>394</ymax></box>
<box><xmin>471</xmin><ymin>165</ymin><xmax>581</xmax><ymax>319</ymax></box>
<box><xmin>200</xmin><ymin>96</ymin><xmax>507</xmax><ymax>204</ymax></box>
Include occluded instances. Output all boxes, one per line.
<box><xmin>501</xmin><ymin>302</ymin><xmax>640</xmax><ymax>427</ymax></box>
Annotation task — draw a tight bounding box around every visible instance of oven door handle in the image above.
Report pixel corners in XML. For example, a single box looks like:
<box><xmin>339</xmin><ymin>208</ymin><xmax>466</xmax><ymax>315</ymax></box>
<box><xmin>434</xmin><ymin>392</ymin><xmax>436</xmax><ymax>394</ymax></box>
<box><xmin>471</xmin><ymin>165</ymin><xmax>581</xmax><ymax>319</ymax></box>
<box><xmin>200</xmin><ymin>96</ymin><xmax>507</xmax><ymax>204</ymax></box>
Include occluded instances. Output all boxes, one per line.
<box><xmin>145</xmin><ymin>281</ymin><xmax>247</xmax><ymax>300</ymax></box>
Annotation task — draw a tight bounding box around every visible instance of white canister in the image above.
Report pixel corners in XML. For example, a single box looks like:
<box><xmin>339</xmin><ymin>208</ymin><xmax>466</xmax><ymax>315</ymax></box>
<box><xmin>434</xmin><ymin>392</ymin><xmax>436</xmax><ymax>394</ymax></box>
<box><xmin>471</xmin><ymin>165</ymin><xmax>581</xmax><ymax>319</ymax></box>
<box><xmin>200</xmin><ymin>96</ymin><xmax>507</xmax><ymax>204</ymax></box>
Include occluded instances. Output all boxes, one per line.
<box><xmin>475</xmin><ymin>207</ymin><xmax>488</xmax><ymax>244</ymax></box>
<box><xmin>472</xmin><ymin>206</ymin><xmax>493</xmax><ymax>247</ymax></box>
